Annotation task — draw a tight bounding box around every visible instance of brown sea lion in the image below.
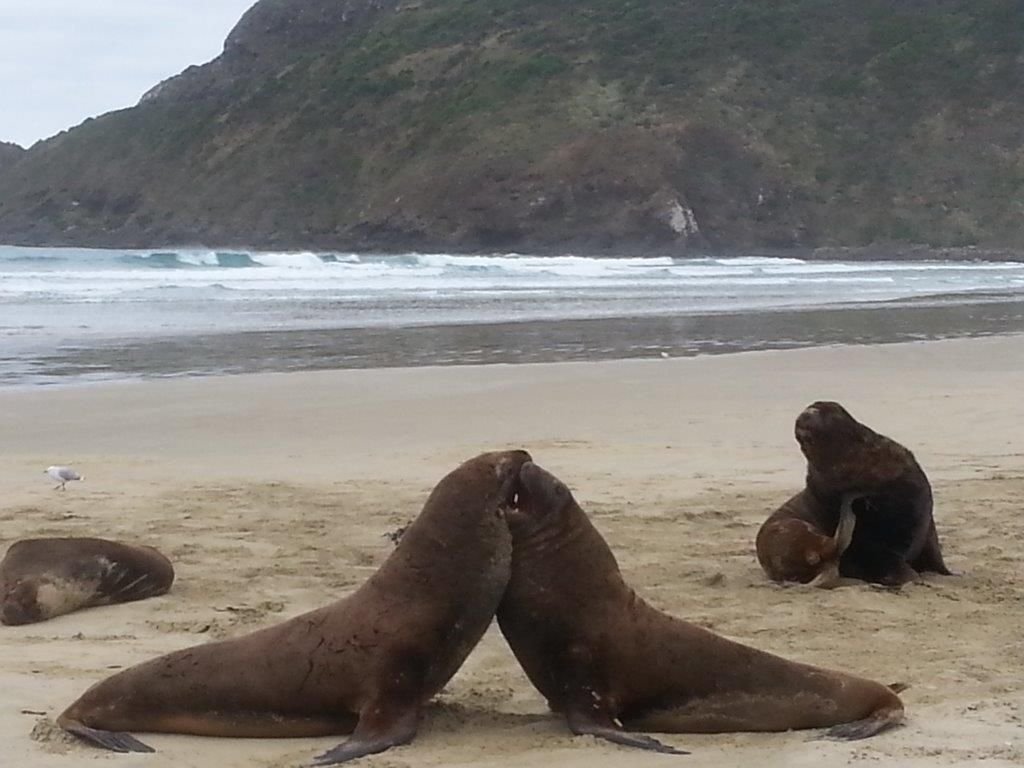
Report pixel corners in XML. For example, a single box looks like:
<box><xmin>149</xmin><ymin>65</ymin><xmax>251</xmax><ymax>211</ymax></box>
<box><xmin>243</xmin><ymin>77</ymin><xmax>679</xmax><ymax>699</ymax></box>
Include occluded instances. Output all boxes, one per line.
<box><xmin>756</xmin><ymin>493</ymin><xmax>856</xmax><ymax>587</ymax></box>
<box><xmin>498</xmin><ymin>461</ymin><xmax>904</xmax><ymax>754</ymax></box>
<box><xmin>57</xmin><ymin>449</ymin><xmax>531</xmax><ymax>764</ymax></box>
<box><xmin>757</xmin><ymin>401</ymin><xmax>951</xmax><ymax>586</ymax></box>
<box><xmin>1</xmin><ymin>537</ymin><xmax>174</xmax><ymax>626</ymax></box>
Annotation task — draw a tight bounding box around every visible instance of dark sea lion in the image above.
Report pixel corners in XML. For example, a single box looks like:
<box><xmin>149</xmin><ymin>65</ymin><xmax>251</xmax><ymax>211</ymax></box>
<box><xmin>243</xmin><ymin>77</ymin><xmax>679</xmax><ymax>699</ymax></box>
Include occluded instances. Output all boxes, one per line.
<box><xmin>1</xmin><ymin>537</ymin><xmax>174</xmax><ymax>626</ymax></box>
<box><xmin>498</xmin><ymin>461</ymin><xmax>904</xmax><ymax>754</ymax></box>
<box><xmin>57</xmin><ymin>449</ymin><xmax>531</xmax><ymax>764</ymax></box>
<box><xmin>756</xmin><ymin>493</ymin><xmax>856</xmax><ymax>587</ymax></box>
<box><xmin>757</xmin><ymin>401</ymin><xmax>951</xmax><ymax>586</ymax></box>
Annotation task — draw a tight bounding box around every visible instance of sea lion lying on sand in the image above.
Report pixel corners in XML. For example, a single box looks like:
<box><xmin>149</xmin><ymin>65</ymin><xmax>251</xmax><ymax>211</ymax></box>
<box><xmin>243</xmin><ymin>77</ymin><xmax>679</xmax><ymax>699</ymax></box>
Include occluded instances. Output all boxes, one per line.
<box><xmin>758</xmin><ymin>401</ymin><xmax>951</xmax><ymax>586</ymax></box>
<box><xmin>498</xmin><ymin>461</ymin><xmax>905</xmax><ymax>754</ymax></box>
<box><xmin>57</xmin><ymin>450</ymin><xmax>531</xmax><ymax>765</ymax></box>
<box><xmin>1</xmin><ymin>537</ymin><xmax>173</xmax><ymax>626</ymax></box>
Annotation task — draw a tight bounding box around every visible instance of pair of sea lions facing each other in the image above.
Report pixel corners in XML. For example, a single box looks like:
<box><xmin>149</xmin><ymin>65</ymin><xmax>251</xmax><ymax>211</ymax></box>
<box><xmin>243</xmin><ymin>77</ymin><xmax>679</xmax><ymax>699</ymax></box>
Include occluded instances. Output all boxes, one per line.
<box><xmin>0</xmin><ymin>537</ymin><xmax>174</xmax><ymax>626</ymax></box>
<box><xmin>56</xmin><ymin>449</ymin><xmax>904</xmax><ymax>763</ymax></box>
<box><xmin>757</xmin><ymin>401</ymin><xmax>952</xmax><ymax>588</ymax></box>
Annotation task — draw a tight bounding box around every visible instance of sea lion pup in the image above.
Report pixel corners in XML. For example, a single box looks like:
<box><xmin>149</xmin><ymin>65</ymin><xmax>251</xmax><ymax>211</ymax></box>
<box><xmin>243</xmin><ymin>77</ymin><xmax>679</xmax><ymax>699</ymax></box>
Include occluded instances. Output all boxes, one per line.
<box><xmin>756</xmin><ymin>493</ymin><xmax>857</xmax><ymax>587</ymax></box>
<box><xmin>58</xmin><ymin>450</ymin><xmax>531</xmax><ymax>764</ymax></box>
<box><xmin>497</xmin><ymin>461</ymin><xmax>904</xmax><ymax>754</ymax></box>
<box><xmin>759</xmin><ymin>401</ymin><xmax>951</xmax><ymax>586</ymax></box>
<box><xmin>1</xmin><ymin>537</ymin><xmax>174</xmax><ymax>626</ymax></box>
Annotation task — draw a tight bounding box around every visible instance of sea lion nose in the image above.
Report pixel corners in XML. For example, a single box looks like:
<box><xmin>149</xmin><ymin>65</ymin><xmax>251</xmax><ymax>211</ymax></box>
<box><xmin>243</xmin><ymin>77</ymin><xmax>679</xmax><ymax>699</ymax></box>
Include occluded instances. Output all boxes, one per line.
<box><xmin>1</xmin><ymin>600</ymin><xmax>27</xmax><ymax>626</ymax></box>
<box><xmin>797</xmin><ymin>405</ymin><xmax>822</xmax><ymax>427</ymax></box>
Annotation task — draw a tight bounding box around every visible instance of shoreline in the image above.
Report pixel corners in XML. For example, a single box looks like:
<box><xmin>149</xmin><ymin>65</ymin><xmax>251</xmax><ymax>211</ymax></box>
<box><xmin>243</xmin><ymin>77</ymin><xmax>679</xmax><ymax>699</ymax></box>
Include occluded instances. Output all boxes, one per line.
<box><xmin>2</xmin><ymin>336</ymin><xmax>1023</xmax><ymax>767</ymax></box>
<box><xmin>8</xmin><ymin>296</ymin><xmax>1024</xmax><ymax>388</ymax></box>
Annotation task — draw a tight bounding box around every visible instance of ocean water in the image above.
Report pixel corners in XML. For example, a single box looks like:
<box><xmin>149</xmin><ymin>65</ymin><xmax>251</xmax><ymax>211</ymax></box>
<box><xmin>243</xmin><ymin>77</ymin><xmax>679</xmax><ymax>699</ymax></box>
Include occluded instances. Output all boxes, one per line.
<box><xmin>2</xmin><ymin>245</ymin><xmax>1024</xmax><ymax>386</ymax></box>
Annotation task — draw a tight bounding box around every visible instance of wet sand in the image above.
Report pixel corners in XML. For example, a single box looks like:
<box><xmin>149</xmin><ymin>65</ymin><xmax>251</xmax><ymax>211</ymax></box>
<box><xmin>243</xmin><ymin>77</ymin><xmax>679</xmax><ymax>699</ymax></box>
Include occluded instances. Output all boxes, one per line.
<box><xmin>9</xmin><ymin>296</ymin><xmax>1024</xmax><ymax>386</ymax></box>
<box><xmin>1</xmin><ymin>335</ymin><xmax>1023</xmax><ymax>767</ymax></box>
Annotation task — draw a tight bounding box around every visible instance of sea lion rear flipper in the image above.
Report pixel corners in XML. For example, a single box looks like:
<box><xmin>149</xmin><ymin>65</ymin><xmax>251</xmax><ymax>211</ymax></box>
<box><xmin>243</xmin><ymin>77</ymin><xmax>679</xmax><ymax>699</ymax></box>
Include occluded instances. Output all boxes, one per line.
<box><xmin>821</xmin><ymin>710</ymin><xmax>903</xmax><ymax>741</ymax></box>
<box><xmin>566</xmin><ymin>708</ymin><xmax>690</xmax><ymax>755</ymax></box>
<box><xmin>832</xmin><ymin>494</ymin><xmax>858</xmax><ymax>556</ymax></box>
<box><xmin>806</xmin><ymin>497</ymin><xmax>857</xmax><ymax>589</ymax></box>
<box><xmin>309</xmin><ymin>703</ymin><xmax>418</xmax><ymax>766</ymax></box>
<box><xmin>806</xmin><ymin>561</ymin><xmax>841</xmax><ymax>589</ymax></box>
<box><xmin>819</xmin><ymin>687</ymin><xmax>905</xmax><ymax>741</ymax></box>
<box><xmin>59</xmin><ymin>720</ymin><xmax>155</xmax><ymax>753</ymax></box>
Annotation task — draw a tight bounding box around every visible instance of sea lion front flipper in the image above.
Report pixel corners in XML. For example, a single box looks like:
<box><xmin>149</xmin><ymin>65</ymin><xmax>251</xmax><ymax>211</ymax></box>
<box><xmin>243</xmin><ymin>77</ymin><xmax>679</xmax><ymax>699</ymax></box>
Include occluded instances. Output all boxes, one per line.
<box><xmin>309</xmin><ymin>703</ymin><xmax>418</xmax><ymax>766</ymax></box>
<box><xmin>565</xmin><ymin>708</ymin><xmax>690</xmax><ymax>755</ymax></box>
<box><xmin>59</xmin><ymin>720</ymin><xmax>155</xmax><ymax>753</ymax></box>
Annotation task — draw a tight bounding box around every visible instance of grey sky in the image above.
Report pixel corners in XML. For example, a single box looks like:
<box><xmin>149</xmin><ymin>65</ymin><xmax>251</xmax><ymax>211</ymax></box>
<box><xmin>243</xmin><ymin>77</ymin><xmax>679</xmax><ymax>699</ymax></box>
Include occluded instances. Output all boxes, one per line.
<box><xmin>0</xmin><ymin>1</ymin><xmax>256</xmax><ymax>147</ymax></box>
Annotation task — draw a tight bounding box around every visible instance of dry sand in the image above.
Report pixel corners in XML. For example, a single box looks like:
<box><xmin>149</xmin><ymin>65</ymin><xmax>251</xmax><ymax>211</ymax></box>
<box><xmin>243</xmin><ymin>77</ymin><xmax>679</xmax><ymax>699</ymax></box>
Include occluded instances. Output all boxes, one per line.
<box><xmin>1</xmin><ymin>335</ymin><xmax>1022</xmax><ymax>767</ymax></box>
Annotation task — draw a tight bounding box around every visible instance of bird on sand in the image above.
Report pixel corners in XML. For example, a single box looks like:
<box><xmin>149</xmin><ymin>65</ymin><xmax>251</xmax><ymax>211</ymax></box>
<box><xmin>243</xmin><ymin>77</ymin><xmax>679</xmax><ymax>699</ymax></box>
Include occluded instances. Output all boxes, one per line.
<box><xmin>45</xmin><ymin>465</ymin><xmax>83</xmax><ymax>491</ymax></box>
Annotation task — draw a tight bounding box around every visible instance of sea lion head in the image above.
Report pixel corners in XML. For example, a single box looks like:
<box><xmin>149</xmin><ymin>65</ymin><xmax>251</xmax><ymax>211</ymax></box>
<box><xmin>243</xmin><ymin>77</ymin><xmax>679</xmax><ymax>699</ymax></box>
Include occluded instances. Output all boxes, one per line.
<box><xmin>508</xmin><ymin>461</ymin><xmax>575</xmax><ymax>531</ymax></box>
<box><xmin>0</xmin><ymin>579</ymin><xmax>42</xmax><ymax>626</ymax></box>
<box><xmin>794</xmin><ymin>401</ymin><xmax>869</xmax><ymax>462</ymax></box>
<box><xmin>486</xmin><ymin>450</ymin><xmax>534</xmax><ymax>516</ymax></box>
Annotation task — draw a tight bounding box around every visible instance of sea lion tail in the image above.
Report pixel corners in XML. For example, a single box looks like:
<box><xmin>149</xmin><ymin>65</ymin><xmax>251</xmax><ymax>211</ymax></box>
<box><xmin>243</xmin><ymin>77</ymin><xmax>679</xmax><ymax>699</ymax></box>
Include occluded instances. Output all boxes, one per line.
<box><xmin>58</xmin><ymin>718</ymin><xmax>155</xmax><ymax>753</ymax></box>
<box><xmin>821</xmin><ymin>688</ymin><xmax>905</xmax><ymax>741</ymax></box>
<box><xmin>832</xmin><ymin>494</ymin><xmax>858</xmax><ymax>556</ymax></box>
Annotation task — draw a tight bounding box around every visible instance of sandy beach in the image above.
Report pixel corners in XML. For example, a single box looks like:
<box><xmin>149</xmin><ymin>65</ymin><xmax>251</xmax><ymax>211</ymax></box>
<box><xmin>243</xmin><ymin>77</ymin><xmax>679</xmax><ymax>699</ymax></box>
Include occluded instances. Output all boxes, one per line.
<box><xmin>1</xmin><ymin>335</ymin><xmax>1022</xmax><ymax>768</ymax></box>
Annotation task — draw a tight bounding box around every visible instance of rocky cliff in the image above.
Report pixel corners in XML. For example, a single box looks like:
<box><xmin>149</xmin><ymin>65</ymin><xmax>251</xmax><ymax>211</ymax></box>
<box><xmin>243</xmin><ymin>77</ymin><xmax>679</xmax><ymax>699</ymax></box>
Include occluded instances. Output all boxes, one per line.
<box><xmin>0</xmin><ymin>0</ymin><xmax>1021</xmax><ymax>253</ymax></box>
<box><xmin>0</xmin><ymin>142</ymin><xmax>25</xmax><ymax>172</ymax></box>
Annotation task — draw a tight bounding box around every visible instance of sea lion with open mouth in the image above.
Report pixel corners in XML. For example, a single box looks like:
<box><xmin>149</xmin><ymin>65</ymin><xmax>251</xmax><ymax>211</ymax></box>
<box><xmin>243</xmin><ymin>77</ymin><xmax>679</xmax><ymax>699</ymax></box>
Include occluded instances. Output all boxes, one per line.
<box><xmin>498</xmin><ymin>460</ymin><xmax>905</xmax><ymax>754</ymax></box>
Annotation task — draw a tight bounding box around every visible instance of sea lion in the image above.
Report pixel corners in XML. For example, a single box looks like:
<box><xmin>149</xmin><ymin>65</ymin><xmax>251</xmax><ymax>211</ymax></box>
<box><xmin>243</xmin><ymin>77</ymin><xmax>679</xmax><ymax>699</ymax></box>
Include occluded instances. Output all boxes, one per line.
<box><xmin>757</xmin><ymin>401</ymin><xmax>951</xmax><ymax>586</ymax></box>
<box><xmin>57</xmin><ymin>449</ymin><xmax>531</xmax><ymax>764</ymax></box>
<box><xmin>756</xmin><ymin>493</ymin><xmax>856</xmax><ymax>587</ymax></box>
<box><xmin>1</xmin><ymin>537</ymin><xmax>174</xmax><ymax>626</ymax></box>
<box><xmin>498</xmin><ymin>461</ymin><xmax>904</xmax><ymax>754</ymax></box>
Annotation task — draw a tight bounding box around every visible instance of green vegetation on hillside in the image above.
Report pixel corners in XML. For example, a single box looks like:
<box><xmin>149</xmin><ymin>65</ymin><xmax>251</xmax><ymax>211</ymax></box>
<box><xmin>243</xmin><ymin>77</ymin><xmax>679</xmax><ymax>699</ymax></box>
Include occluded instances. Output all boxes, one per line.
<box><xmin>0</xmin><ymin>0</ymin><xmax>1021</xmax><ymax>252</ymax></box>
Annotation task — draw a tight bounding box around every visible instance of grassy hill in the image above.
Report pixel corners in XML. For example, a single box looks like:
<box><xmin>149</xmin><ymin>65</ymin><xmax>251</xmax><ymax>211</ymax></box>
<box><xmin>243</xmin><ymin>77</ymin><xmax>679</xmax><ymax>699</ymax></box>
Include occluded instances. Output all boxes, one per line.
<box><xmin>1</xmin><ymin>0</ymin><xmax>1022</xmax><ymax>253</ymax></box>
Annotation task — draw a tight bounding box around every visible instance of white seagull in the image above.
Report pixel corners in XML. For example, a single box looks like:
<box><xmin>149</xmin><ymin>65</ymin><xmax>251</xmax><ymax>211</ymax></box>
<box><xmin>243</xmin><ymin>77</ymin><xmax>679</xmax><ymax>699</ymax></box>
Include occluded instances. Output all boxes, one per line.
<box><xmin>45</xmin><ymin>465</ymin><xmax>83</xmax><ymax>491</ymax></box>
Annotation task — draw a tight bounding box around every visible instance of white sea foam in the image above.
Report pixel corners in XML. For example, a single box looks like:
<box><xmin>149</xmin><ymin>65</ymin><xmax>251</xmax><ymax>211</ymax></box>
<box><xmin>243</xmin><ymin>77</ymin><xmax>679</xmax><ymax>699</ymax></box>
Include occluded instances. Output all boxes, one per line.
<box><xmin>1</xmin><ymin>245</ymin><xmax>1023</xmax><ymax>342</ymax></box>
<box><xmin>250</xmin><ymin>251</ymin><xmax>331</xmax><ymax>268</ymax></box>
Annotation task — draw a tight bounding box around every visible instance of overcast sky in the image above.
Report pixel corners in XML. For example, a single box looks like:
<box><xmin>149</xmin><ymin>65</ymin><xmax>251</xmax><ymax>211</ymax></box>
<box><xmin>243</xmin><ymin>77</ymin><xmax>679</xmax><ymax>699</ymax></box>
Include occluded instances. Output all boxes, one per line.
<box><xmin>0</xmin><ymin>1</ymin><xmax>257</xmax><ymax>147</ymax></box>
